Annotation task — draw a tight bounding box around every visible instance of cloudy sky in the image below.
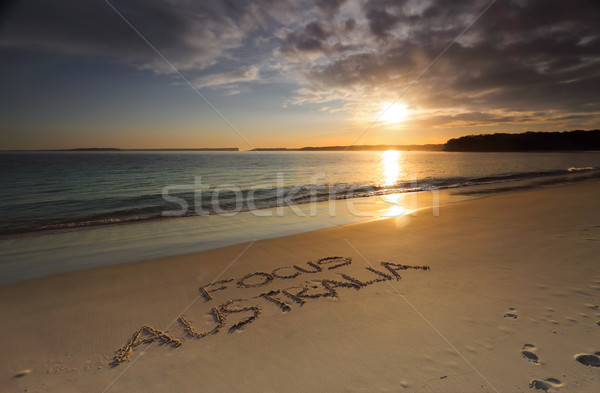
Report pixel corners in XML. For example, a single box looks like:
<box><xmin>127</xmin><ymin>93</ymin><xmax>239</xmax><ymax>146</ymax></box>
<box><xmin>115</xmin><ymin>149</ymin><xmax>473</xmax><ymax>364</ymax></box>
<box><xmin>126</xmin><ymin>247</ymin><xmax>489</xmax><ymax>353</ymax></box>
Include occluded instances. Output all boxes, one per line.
<box><xmin>1</xmin><ymin>0</ymin><xmax>599</xmax><ymax>149</ymax></box>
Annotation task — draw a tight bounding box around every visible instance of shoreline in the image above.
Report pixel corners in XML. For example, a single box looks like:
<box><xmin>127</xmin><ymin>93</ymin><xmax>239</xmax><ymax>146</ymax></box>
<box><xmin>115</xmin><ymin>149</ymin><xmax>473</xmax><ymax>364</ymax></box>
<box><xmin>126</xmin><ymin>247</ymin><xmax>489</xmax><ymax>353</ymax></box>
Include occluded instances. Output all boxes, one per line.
<box><xmin>1</xmin><ymin>178</ymin><xmax>599</xmax><ymax>392</ymax></box>
<box><xmin>1</xmin><ymin>165</ymin><xmax>597</xmax><ymax>239</ymax></box>
<box><xmin>1</xmin><ymin>171</ymin><xmax>599</xmax><ymax>286</ymax></box>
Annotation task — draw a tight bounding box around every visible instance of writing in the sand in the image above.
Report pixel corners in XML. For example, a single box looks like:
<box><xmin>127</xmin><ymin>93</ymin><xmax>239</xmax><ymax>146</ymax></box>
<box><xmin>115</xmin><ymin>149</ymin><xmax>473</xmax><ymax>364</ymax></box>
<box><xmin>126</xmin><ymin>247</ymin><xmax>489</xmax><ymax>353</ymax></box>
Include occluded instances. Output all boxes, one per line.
<box><xmin>112</xmin><ymin>257</ymin><xmax>430</xmax><ymax>365</ymax></box>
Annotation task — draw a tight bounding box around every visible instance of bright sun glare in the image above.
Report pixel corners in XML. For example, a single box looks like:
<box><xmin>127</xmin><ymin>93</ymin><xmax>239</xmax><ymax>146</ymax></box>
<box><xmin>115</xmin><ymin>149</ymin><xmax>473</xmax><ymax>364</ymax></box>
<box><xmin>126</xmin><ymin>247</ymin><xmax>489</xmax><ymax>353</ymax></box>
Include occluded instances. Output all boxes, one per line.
<box><xmin>379</xmin><ymin>102</ymin><xmax>409</xmax><ymax>124</ymax></box>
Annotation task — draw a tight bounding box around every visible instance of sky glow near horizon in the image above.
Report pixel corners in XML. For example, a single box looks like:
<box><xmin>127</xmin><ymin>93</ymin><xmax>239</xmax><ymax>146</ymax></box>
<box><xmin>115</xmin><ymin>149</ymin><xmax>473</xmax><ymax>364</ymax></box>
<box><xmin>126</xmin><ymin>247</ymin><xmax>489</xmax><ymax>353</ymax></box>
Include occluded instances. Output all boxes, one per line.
<box><xmin>1</xmin><ymin>0</ymin><xmax>599</xmax><ymax>149</ymax></box>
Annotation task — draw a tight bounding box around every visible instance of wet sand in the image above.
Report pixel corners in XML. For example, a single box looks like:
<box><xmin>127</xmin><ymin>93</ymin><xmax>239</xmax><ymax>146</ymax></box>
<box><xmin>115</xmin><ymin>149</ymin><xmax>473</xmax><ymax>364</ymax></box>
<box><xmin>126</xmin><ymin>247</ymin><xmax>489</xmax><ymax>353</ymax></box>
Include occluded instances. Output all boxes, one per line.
<box><xmin>1</xmin><ymin>179</ymin><xmax>599</xmax><ymax>392</ymax></box>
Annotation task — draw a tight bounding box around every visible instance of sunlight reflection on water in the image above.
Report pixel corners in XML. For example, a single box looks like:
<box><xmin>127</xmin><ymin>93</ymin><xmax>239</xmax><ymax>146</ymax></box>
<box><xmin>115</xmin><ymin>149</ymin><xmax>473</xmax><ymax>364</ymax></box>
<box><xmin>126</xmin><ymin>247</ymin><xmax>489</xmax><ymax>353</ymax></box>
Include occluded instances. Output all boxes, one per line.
<box><xmin>381</xmin><ymin>150</ymin><xmax>402</xmax><ymax>186</ymax></box>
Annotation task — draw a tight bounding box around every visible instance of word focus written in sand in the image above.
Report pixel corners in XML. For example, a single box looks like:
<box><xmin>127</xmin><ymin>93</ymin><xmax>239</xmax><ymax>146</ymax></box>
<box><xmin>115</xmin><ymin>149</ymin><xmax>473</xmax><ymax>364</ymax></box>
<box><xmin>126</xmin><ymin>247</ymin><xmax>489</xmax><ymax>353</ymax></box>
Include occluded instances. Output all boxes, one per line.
<box><xmin>112</xmin><ymin>257</ymin><xmax>430</xmax><ymax>365</ymax></box>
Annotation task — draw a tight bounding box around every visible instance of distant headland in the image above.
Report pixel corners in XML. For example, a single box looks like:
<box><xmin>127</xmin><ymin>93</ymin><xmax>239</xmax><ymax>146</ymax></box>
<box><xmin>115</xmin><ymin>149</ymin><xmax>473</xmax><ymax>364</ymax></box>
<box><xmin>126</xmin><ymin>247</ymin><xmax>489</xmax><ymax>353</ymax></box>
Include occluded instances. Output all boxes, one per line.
<box><xmin>4</xmin><ymin>130</ymin><xmax>600</xmax><ymax>152</ymax></box>
<box><xmin>46</xmin><ymin>148</ymin><xmax>240</xmax><ymax>152</ymax></box>
<box><xmin>251</xmin><ymin>144</ymin><xmax>444</xmax><ymax>151</ymax></box>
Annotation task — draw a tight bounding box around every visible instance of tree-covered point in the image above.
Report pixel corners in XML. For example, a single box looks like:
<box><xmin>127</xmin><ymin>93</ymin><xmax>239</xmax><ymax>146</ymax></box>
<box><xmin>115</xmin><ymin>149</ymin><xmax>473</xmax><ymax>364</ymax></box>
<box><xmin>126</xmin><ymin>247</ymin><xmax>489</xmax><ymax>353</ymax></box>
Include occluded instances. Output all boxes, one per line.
<box><xmin>444</xmin><ymin>130</ymin><xmax>600</xmax><ymax>152</ymax></box>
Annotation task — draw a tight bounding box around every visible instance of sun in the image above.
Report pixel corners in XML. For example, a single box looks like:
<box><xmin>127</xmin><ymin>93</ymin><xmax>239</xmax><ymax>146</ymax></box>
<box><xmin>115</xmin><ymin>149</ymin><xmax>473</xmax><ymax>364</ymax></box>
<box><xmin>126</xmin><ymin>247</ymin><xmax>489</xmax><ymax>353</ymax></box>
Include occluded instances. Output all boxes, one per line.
<box><xmin>378</xmin><ymin>102</ymin><xmax>409</xmax><ymax>124</ymax></box>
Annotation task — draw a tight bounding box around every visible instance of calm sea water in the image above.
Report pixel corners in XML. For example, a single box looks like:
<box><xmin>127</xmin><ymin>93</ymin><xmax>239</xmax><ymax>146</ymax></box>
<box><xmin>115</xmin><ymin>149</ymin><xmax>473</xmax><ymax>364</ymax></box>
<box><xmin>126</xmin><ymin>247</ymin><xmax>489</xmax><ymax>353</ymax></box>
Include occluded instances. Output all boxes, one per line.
<box><xmin>1</xmin><ymin>150</ymin><xmax>599</xmax><ymax>285</ymax></box>
<box><xmin>2</xmin><ymin>150</ymin><xmax>600</xmax><ymax>235</ymax></box>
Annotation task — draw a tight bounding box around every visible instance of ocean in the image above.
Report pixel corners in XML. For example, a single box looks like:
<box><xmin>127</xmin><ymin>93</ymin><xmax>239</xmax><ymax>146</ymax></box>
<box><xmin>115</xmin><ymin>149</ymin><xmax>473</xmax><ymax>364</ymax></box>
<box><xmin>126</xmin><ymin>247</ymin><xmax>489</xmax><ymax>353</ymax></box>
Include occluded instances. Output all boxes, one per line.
<box><xmin>1</xmin><ymin>150</ymin><xmax>599</xmax><ymax>284</ymax></box>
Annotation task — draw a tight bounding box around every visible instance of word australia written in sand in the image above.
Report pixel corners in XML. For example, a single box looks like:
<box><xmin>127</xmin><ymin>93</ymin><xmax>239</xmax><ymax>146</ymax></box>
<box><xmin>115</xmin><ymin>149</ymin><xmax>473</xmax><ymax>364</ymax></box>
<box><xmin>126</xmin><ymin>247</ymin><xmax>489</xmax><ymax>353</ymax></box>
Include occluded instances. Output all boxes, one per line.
<box><xmin>112</xmin><ymin>257</ymin><xmax>430</xmax><ymax>365</ymax></box>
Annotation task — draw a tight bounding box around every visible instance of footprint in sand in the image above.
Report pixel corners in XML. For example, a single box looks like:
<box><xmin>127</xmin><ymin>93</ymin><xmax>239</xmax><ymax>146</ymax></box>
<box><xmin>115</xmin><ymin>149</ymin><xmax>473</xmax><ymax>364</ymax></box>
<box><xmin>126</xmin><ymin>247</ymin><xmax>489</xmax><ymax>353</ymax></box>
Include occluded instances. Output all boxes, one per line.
<box><xmin>529</xmin><ymin>378</ymin><xmax>562</xmax><ymax>391</ymax></box>
<box><xmin>504</xmin><ymin>307</ymin><xmax>519</xmax><ymax>319</ymax></box>
<box><xmin>521</xmin><ymin>344</ymin><xmax>540</xmax><ymax>364</ymax></box>
<box><xmin>13</xmin><ymin>369</ymin><xmax>32</xmax><ymax>379</ymax></box>
<box><xmin>574</xmin><ymin>352</ymin><xmax>600</xmax><ymax>367</ymax></box>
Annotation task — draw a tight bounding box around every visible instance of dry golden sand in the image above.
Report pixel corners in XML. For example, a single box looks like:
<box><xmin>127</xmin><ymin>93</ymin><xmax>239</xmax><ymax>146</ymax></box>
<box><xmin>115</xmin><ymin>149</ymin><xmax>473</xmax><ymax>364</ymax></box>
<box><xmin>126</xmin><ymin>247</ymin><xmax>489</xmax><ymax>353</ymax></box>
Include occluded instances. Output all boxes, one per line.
<box><xmin>1</xmin><ymin>179</ymin><xmax>600</xmax><ymax>392</ymax></box>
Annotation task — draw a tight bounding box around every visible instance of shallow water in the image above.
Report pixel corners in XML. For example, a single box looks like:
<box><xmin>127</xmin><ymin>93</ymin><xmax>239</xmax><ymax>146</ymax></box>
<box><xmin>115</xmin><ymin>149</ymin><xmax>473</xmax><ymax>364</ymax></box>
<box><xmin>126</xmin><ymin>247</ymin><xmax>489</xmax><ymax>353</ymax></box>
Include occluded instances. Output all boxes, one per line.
<box><xmin>2</xmin><ymin>150</ymin><xmax>599</xmax><ymax>235</ymax></box>
<box><xmin>1</xmin><ymin>150</ymin><xmax>599</xmax><ymax>285</ymax></box>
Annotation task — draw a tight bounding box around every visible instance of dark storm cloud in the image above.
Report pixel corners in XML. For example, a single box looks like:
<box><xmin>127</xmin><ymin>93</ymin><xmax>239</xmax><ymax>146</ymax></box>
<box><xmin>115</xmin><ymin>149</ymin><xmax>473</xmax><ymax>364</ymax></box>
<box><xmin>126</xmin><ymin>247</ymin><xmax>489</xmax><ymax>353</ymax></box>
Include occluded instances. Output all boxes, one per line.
<box><xmin>365</xmin><ymin>7</ymin><xmax>397</xmax><ymax>39</ymax></box>
<box><xmin>1</xmin><ymin>0</ymin><xmax>599</xmax><ymax>128</ymax></box>
<box><xmin>344</xmin><ymin>18</ymin><xmax>356</xmax><ymax>32</ymax></box>
<box><xmin>435</xmin><ymin>0</ymin><xmax>600</xmax><ymax>114</ymax></box>
<box><xmin>0</xmin><ymin>0</ymin><xmax>290</xmax><ymax>73</ymax></box>
<box><xmin>280</xmin><ymin>21</ymin><xmax>333</xmax><ymax>53</ymax></box>
<box><xmin>316</xmin><ymin>0</ymin><xmax>347</xmax><ymax>17</ymax></box>
<box><xmin>296</xmin><ymin>0</ymin><xmax>600</xmax><ymax>124</ymax></box>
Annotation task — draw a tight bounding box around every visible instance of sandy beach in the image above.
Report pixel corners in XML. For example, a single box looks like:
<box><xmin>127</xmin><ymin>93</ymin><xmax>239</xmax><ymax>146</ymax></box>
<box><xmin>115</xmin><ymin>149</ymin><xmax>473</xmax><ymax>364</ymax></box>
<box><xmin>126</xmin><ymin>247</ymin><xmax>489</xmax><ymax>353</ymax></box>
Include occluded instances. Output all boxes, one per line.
<box><xmin>1</xmin><ymin>180</ymin><xmax>599</xmax><ymax>393</ymax></box>
<box><xmin>4</xmin><ymin>1</ymin><xmax>600</xmax><ymax>391</ymax></box>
